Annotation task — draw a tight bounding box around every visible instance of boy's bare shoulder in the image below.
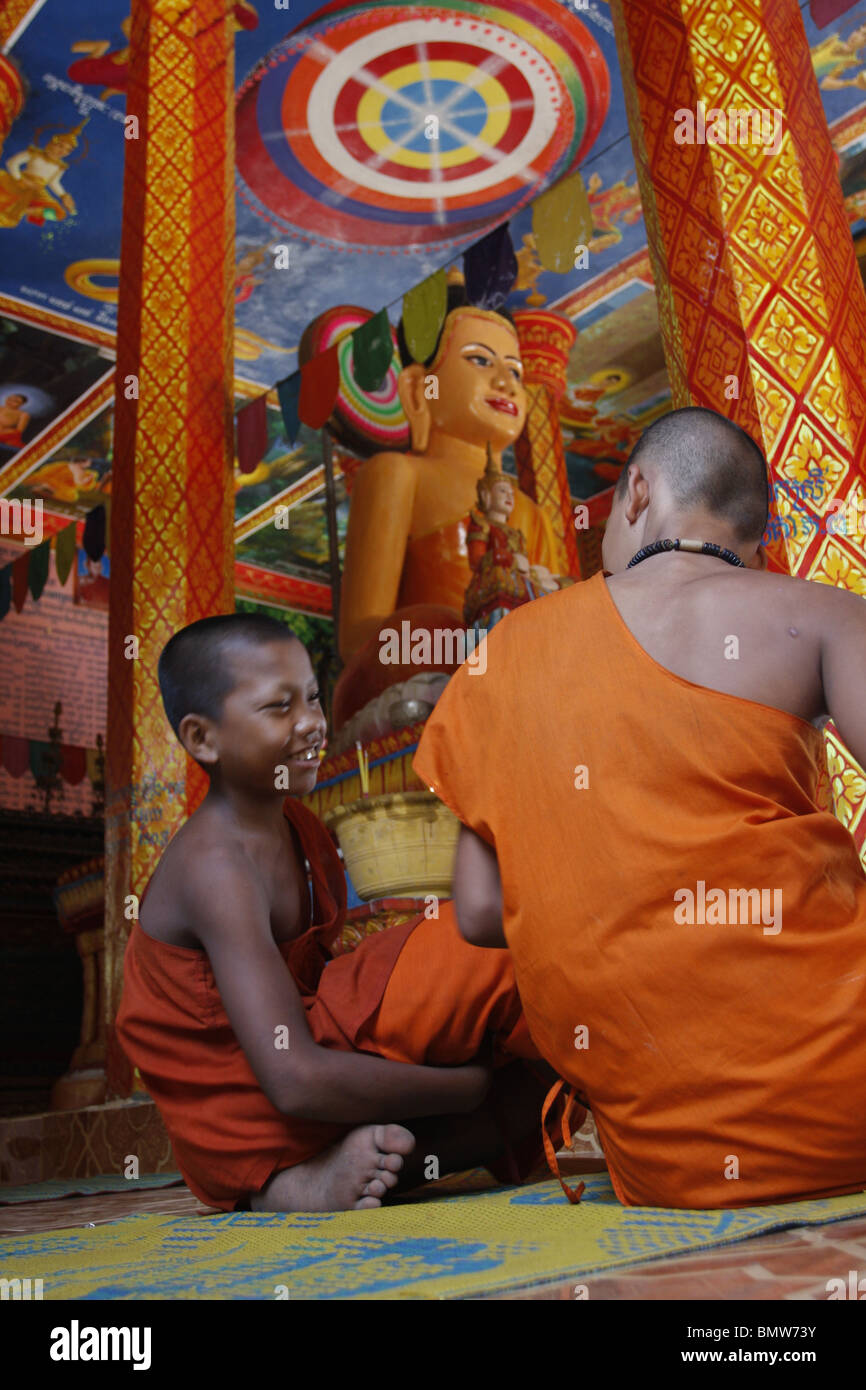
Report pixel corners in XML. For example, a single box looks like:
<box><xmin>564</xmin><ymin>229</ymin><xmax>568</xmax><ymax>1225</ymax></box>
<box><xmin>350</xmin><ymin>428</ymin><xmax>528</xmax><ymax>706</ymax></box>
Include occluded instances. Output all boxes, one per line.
<box><xmin>142</xmin><ymin>813</ymin><xmax>266</xmax><ymax>948</ymax></box>
<box><xmin>180</xmin><ymin>822</ymin><xmax>266</xmax><ymax>906</ymax></box>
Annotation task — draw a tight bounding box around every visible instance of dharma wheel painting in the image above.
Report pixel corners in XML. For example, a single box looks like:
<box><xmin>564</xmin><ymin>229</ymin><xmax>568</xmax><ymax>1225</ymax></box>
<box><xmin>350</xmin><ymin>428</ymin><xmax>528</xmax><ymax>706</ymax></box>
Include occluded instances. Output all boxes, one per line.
<box><xmin>235</xmin><ymin>0</ymin><xmax>610</xmax><ymax>250</ymax></box>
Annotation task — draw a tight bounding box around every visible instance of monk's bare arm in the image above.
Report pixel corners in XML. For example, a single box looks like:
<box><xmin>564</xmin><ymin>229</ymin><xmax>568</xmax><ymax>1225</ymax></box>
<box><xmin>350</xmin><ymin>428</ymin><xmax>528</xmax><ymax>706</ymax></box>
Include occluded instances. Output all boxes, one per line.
<box><xmin>185</xmin><ymin>849</ymin><xmax>490</xmax><ymax>1123</ymax></box>
<box><xmin>338</xmin><ymin>452</ymin><xmax>416</xmax><ymax>660</ymax></box>
<box><xmin>452</xmin><ymin>825</ymin><xmax>507</xmax><ymax>948</ymax></box>
<box><xmin>819</xmin><ymin>584</ymin><xmax>866</xmax><ymax>770</ymax></box>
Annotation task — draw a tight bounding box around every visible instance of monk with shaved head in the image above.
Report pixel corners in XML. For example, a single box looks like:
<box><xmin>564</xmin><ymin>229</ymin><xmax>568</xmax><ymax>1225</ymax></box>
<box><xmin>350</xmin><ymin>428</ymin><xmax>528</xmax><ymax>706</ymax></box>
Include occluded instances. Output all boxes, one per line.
<box><xmin>415</xmin><ymin>405</ymin><xmax>866</xmax><ymax>1209</ymax></box>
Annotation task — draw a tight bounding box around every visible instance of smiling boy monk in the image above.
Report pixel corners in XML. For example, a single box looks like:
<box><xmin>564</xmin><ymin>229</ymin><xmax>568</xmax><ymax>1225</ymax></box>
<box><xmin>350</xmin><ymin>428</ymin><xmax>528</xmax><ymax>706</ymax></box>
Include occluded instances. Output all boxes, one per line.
<box><xmin>414</xmin><ymin>406</ymin><xmax>866</xmax><ymax>1209</ymax></box>
<box><xmin>116</xmin><ymin>614</ymin><xmax>562</xmax><ymax>1213</ymax></box>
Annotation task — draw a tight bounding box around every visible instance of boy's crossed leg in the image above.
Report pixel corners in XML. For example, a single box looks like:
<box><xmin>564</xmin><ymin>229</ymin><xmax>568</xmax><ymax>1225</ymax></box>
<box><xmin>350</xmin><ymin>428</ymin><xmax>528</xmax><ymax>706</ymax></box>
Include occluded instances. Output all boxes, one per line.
<box><xmin>245</xmin><ymin>908</ymin><xmax>571</xmax><ymax>1212</ymax></box>
<box><xmin>248</xmin><ymin>1060</ymin><xmax>555</xmax><ymax>1212</ymax></box>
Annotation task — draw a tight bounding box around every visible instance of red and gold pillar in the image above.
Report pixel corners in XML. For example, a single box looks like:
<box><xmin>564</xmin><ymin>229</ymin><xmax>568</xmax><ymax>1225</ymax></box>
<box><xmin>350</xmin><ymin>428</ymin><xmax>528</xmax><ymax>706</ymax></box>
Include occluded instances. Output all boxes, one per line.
<box><xmin>105</xmin><ymin>0</ymin><xmax>236</xmax><ymax>1092</ymax></box>
<box><xmin>511</xmin><ymin>310</ymin><xmax>581</xmax><ymax>579</ymax></box>
<box><xmin>612</xmin><ymin>0</ymin><xmax>866</xmax><ymax>858</ymax></box>
<box><xmin>0</xmin><ymin>3</ymin><xmax>33</xmax><ymax>52</ymax></box>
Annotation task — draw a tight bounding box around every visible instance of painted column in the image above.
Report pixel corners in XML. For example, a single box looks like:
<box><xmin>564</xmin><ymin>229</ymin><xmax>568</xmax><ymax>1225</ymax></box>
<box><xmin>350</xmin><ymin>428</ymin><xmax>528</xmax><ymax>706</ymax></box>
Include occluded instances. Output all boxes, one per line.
<box><xmin>611</xmin><ymin>0</ymin><xmax>866</xmax><ymax>858</ymax></box>
<box><xmin>511</xmin><ymin>310</ymin><xmax>581</xmax><ymax>579</ymax></box>
<box><xmin>105</xmin><ymin>0</ymin><xmax>236</xmax><ymax>1093</ymax></box>
<box><xmin>0</xmin><ymin>4</ymin><xmax>33</xmax><ymax>53</ymax></box>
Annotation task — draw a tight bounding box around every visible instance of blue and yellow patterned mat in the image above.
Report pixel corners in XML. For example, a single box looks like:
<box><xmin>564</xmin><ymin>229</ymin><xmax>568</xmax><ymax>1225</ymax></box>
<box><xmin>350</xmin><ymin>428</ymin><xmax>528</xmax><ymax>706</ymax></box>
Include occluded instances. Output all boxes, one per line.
<box><xmin>3</xmin><ymin>1173</ymin><xmax>866</xmax><ymax>1299</ymax></box>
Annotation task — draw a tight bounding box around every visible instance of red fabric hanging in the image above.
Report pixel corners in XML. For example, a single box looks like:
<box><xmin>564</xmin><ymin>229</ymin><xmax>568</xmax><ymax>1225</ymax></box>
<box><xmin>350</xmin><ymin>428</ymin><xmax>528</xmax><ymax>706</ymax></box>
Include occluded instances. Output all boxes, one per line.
<box><xmin>11</xmin><ymin>552</ymin><xmax>29</xmax><ymax>612</ymax></box>
<box><xmin>235</xmin><ymin>395</ymin><xmax>269</xmax><ymax>475</ymax></box>
<box><xmin>299</xmin><ymin>344</ymin><xmax>340</xmax><ymax>429</ymax></box>
<box><xmin>61</xmin><ymin>744</ymin><xmax>88</xmax><ymax>785</ymax></box>
<box><xmin>810</xmin><ymin>1</ymin><xmax>858</xmax><ymax>26</ymax></box>
<box><xmin>233</xmin><ymin>0</ymin><xmax>258</xmax><ymax>27</ymax></box>
<box><xmin>3</xmin><ymin>734</ymin><xmax>30</xmax><ymax>778</ymax></box>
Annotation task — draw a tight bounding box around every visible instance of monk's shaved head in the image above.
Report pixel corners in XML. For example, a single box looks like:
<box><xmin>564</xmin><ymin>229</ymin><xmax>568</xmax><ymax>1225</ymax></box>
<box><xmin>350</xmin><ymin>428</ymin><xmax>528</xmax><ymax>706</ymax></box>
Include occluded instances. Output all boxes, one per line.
<box><xmin>618</xmin><ymin>407</ymin><xmax>770</xmax><ymax>542</ymax></box>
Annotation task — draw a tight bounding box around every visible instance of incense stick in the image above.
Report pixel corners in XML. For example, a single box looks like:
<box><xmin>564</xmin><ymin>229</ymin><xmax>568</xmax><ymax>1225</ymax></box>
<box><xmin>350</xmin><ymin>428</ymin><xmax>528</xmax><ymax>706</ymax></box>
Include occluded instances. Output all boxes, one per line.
<box><xmin>355</xmin><ymin>740</ymin><xmax>370</xmax><ymax>797</ymax></box>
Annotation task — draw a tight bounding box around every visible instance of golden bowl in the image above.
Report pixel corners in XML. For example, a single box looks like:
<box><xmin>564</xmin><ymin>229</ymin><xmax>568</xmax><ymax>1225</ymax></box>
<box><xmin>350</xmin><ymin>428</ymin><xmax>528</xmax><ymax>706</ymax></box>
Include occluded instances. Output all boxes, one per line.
<box><xmin>323</xmin><ymin>790</ymin><xmax>459</xmax><ymax>901</ymax></box>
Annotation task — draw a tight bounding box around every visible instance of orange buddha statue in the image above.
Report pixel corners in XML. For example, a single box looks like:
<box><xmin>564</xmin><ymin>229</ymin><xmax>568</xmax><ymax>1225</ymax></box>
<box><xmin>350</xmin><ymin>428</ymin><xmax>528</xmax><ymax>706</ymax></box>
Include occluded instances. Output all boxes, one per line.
<box><xmin>464</xmin><ymin>446</ymin><xmax>561</xmax><ymax>629</ymax></box>
<box><xmin>334</xmin><ymin>287</ymin><xmax>560</xmax><ymax>729</ymax></box>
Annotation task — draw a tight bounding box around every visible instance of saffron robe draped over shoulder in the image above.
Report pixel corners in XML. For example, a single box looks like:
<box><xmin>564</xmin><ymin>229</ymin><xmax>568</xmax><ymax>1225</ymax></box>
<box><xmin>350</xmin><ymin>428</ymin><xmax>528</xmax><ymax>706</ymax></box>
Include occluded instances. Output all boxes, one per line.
<box><xmin>413</xmin><ymin>571</ymin><xmax>866</xmax><ymax>1209</ymax></box>
<box><xmin>116</xmin><ymin>798</ymin><xmax>552</xmax><ymax>1210</ymax></box>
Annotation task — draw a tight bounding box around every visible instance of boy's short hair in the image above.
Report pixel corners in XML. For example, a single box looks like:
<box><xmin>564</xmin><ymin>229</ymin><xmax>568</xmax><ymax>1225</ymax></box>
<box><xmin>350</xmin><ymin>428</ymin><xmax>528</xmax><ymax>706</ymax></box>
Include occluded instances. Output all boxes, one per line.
<box><xmin>615</xmin><ymin>406</ymin><xmax>770</xmax><ymax>541</ymax></box>
<box><xmin>158</xmin><ymin>613</ymin><xmax>298</xmax><ymax>739</ymax></box>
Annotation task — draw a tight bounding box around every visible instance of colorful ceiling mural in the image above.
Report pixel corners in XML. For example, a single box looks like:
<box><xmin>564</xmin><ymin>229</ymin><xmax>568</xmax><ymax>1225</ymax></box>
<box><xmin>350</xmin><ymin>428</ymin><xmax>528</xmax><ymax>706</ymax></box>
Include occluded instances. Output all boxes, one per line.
<box><xmin>4</xmin><ymin>0</ymin><xmax>866</xmax><ymax>609</ymax></box>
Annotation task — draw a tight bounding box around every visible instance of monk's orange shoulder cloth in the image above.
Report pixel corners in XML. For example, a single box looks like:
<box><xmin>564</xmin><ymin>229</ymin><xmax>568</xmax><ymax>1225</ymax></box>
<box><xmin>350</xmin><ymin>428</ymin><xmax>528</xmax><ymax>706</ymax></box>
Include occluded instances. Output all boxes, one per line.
<box><xmin>413</xmin><ymin>571</ymin><xmax>866</xmax><ymax>1209</ymax></box>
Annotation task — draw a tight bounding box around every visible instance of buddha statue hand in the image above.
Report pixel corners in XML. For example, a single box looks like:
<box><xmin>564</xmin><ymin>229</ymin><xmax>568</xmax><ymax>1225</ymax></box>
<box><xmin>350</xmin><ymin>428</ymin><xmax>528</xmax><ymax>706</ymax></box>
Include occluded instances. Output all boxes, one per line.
<box><xmin>528</xmin><ymin>564</ymin><xmax>560</xmax><ymax>595</ymax></box>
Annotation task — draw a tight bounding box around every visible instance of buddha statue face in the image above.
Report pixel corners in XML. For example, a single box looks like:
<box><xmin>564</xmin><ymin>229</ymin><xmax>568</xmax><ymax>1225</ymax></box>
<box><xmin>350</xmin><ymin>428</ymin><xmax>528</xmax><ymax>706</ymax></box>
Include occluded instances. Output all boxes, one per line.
<box><xmin>398</xmin><ymin>308</ymin><xmax>527</xmax><ymax>453</ymax></box>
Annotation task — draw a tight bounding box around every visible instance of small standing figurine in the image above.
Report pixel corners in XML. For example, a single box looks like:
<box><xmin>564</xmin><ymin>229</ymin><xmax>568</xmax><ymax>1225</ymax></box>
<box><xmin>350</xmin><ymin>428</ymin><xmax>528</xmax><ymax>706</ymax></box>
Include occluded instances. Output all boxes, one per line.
<box><xmin>463</xmin><ymin>445</ymin><xmax>563</xmax><ymax>630</ymax></box>
<box><xmin>0</xmin><ymin>393</ymin><xmax>30</xmax><ymax>451</ymax></box>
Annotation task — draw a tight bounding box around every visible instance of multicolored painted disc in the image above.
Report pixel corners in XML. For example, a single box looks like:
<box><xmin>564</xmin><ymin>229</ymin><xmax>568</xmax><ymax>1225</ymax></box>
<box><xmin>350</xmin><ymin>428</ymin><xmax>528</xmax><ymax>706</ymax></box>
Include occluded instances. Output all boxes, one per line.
<box><xmin>236</xmin><ymin>0</ymin><xmax>609</xmax><ymax>251</ymax></box>
<box><xmin>298</xmin><ymin>305</ymin><xmax>410</xmax><ymax>457</ymax></box>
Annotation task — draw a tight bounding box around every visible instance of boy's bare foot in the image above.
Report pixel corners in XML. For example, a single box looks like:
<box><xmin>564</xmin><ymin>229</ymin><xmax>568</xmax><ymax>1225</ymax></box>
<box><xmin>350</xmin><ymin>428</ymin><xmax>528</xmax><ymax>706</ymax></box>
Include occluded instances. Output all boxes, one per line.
<box><xmin>247</xmin><ymin>1124</ymin><xmax>416</xmax><ymax>1213</ymax></box>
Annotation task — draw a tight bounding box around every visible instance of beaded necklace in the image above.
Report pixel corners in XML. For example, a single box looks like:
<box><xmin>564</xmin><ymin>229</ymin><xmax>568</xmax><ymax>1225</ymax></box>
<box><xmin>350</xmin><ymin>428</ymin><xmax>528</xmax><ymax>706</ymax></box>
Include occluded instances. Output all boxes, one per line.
<box><xmin>626</xmin><ymin>537</ymin><xmax>745</xmax><ymax>569</ymax></box>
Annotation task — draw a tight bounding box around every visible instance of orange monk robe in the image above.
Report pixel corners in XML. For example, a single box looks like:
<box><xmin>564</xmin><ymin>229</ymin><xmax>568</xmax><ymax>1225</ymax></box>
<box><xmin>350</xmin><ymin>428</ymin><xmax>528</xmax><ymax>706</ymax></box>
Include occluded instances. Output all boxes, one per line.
<box><xmin>115</xmin><ymin>798</ymin><xmax>564</xmax><ymax>1211</ymax></box>
<box><xmin>413</xmin><ymin>571</ymin><xmax>866</xmax><ymax>1209</ymax></box>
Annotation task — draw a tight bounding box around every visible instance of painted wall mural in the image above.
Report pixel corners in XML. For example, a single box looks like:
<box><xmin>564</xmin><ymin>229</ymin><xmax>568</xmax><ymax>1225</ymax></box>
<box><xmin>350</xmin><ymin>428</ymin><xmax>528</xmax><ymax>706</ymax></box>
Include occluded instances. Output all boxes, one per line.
<box><xmin>0</xmin><ymin>317</ymin><xmax>110</xmax><ymax>462</ymax></box>
<box><xmin>3</xmin><ymin>0</ymin><xmax>866</xmax><ymax>600</ymax></box>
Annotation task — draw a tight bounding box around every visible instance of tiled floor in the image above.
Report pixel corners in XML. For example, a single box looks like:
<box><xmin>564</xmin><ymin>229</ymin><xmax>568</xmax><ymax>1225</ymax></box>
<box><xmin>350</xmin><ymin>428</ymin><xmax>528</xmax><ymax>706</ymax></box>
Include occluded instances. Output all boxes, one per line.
<box><xmin>3</xmin><ymin>1176</ymin><xmax>864</xmax><ymax>1299</ymax></box>
<box><xmin>0</xmin><ymin>1183</ymin><xmax>202</xmax><ymax>1233</ymax></box>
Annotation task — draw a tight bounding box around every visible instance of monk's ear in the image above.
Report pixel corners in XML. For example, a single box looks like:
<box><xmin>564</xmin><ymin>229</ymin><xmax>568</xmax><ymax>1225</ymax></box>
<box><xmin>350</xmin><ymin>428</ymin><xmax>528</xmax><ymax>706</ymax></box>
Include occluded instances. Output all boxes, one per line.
<box><xmin>397</xmin><ymin>363</ymin><xmax>431</xmax><ymax>453</ymax></box>
<box><xmin>624</xmin><ymin>463</ymin><xmax>651</xmax><ymax>523</ymax></box>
